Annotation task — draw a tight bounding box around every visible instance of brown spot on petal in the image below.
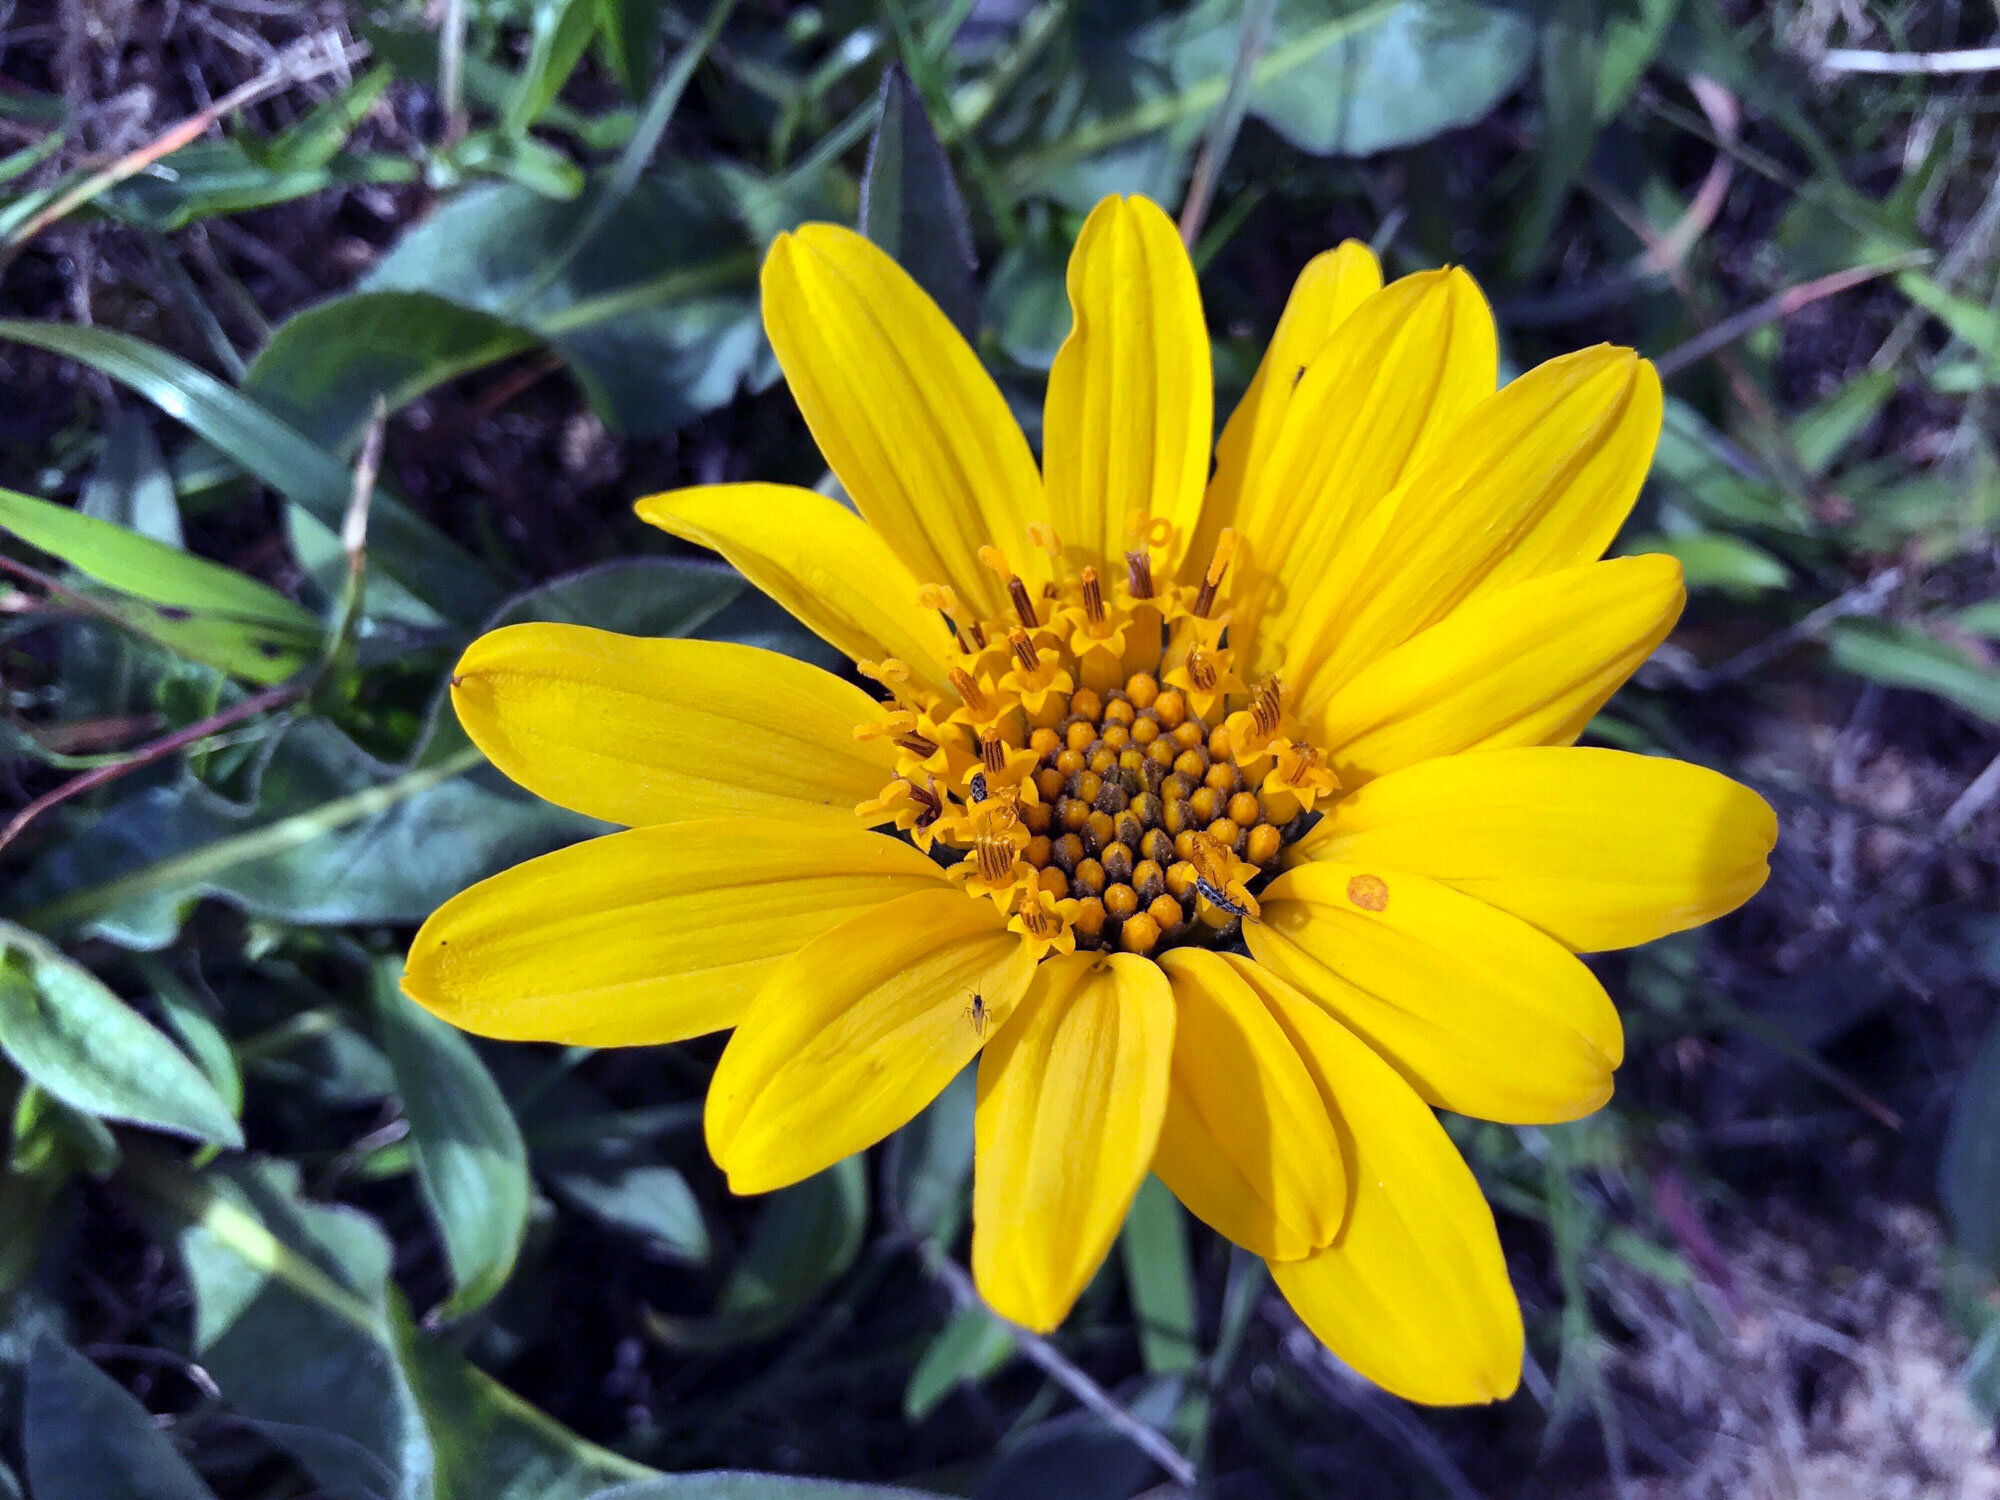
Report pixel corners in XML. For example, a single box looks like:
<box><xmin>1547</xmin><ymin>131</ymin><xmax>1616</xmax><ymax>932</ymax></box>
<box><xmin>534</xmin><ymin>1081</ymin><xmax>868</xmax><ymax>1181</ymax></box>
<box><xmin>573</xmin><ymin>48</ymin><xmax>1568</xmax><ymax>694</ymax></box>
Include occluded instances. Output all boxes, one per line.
<box><xmin>1346</xmin><ymin>873</ymin><xmax>1389</xmax><ymax>912</ymax></box>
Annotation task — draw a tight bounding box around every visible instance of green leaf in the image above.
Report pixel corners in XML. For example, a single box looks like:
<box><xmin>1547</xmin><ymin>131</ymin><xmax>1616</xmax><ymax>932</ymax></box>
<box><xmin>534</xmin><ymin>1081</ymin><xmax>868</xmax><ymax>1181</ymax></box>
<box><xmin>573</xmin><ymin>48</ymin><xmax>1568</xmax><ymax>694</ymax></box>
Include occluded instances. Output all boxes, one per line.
<box><xmin>24</xmin><ymin>1335</ymin><xmax>219</xmax><ymax>1500</ymax></box>
<box><xmin>81</xmin><ymin>408</ymin><xmax>181</xmax><ymax>542</ymax></box>
<box><xmin>1828</xmin><ymin>619</ymin><xmax>2000</xmax><ymax>725</ymax></box>
<box><xmin>99</xmin><ymin>140</ymin><xmax>418</xmax><ymax>231</ymax></box>
<box><xmin>357</xmin><ymin>169</ymin><xmax>767</xmax><ymax>436</ymax></box>
<box><xmin>259</xmin><ymin>65</ymin><xmax>396</xmax><ymax>171</ymax></box>
<box><xmin>0</xmin><ymin>483</ymin><xmax>322</xmax><ymax>683</ymax></box>
<box><xmin>1942</xmin><ymin>1012</ymin><xmax>2000</xmax><ymax>1274</ymax></box>
<box><xmin>1595</xmin><ymin>0</ymin><xmax>1679</xmax><ymax>121</ymax></box>
<box><xmin>1625</xmin><ymin>531</ymin><xmax>1791</xmax><ymax>594</ymax></box>
<box><xmin>861</xmin><ymin>66</ymin><xmax>978</xmax><ymax>342</ymax></box>
<box><xmin>1956</xmin><ymin>599</ymin><xmax>2000</xmax><ymax>641</ymax></box>
<box><xmin>1899</xmin><ymin>270</ymin><xmax>2000</xmax><ymax>373</ymax></box>
<box><xmin>1227</xmin><ymin>0</ymin><xmax>1532</xmax><ymax>158</ymax></box>
<box><xmin>596</xmin><ymin>0</ymin><xmax>666</xmax><ymax>97</ymax></box>
<box><xmin>0</xmin><ymin>920</ymin><xmax>243</xmax><ymax>1147</ymax></box>
<box><xmin>0</xmin><ymin>321</ymin><xmax>501</xmax><ymax>624</ymax></box>
<box><xmin>11</xmin><ymin>1082</ymin><xmax>120</xmax><ymax>1179</ymax></box>
<box><xmin>137</xmin><ymin>959</ymin><xmax>243</xmax><ymax>1121</ymax></box>
<box><xmin>1119</xmin><ymin>1176</ymin><xmax>1198</xmax><ymax>1375</ymax></box>
<box><xmin>1507</xmin><ymin>0</ymin><xmax>1597</xmax><ymax>276</ymax></box>
<box><xmin>10</xmin><ymin>725</ymin><xmax>585</xmax><ymax>948</ymax></box>
<box><xmin>1790</xmin><ymin>369</ymin><xmax>1896</xmax><ymax>477</ymax></box>
<box><xmin>904</xmin><ymin>1303</ymin><xmax>1016</xmax><ymax>1421</ymax></box>
<box><xmin>648</xmin><ymin>1157</ymin><xmax>867</xmax><ymax>1349</ymax></box>
<box><xmin>890</xmin><ymin>1067</ymin><xmax>976</xmax><ymax>1245</ymax></box>
<box><xmin>504</xmin><ymin>0</ymin><xmax>602</xmax><ymax>137</ymax></box>
<box><xmin>372</xmin><ymin>959</ymin><xmax>530</xmax><ymax>1319</ymax></box>
<box><xmin>129</xmin><ymin>1152</ymin><xmax>655</xmax><ymax>1500</ymax></box>
<box><xmin>586</xmin><ymin>1478</ymin><xmax>954</xmax><ymax>1499</ymax></box>
<box><xmin>549</xmin><ymin>1163</ymin><xmax>711</xmax><ymax>1264</ymax></box>
<box><xmin>245</xmin><ymin>290</ymin><xmax>537</xmax><ymax>451</ymax></box>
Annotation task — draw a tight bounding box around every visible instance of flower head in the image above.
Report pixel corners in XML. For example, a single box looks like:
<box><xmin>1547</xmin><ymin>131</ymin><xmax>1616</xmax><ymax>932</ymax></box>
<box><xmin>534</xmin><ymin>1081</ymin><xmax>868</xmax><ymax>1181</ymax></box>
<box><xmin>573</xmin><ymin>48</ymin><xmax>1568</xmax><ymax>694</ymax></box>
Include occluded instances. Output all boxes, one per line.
<box><xmin>405</xmin><ymin>195</ymin><xmax>1777</xmax><ymax>1406</ymax></box>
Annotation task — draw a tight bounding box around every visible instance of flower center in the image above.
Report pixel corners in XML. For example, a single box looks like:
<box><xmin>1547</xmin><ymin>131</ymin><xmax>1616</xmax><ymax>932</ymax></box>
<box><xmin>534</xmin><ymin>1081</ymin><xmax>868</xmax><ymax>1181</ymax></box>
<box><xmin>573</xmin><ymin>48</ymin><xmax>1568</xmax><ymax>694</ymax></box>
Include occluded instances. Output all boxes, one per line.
<box><xmin>855</xmin><ymin>525</ymin><xmax>1338</xmax><ymax>960</ymax></box>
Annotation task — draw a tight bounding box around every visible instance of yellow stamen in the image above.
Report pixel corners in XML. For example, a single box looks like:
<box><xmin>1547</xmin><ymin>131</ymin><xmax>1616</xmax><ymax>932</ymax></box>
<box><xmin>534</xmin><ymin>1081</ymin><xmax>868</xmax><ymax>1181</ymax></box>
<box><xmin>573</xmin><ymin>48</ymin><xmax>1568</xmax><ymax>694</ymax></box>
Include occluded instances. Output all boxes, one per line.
<box><xmin>1249</xmin><ymin>676</ymin><xmax>1283</xmax><ymax>738</ymax></box>
<box><xmin>980</xmin><ymin>726</ymin><xmax>1006</xmax><ymax>775</ymax></box>
<box><xmin>1026</xmin><ymin>521</ymin><xmax>1063</xmax><ymax>565</ymax></box>
<box><xmin>979</xmin><ymin>545</ymin><xmax>1039</xmax><ymax>629</ymax></box>
<box><xmin>1191</xmin><ymin>528</ymin><xmax>1238</xmax><ymax>619</ymax></box>
<box><xmin>947</xmin><ymin>667</ymin><xmax>988</xmax><ymax>715</ymax></box>
<box><xmin>1008</xmin><ymin>627</ymin><xmax>1040</xmax><ymax>673</ymax></box>
<box><xmin>1185</xmin><ymin>647</ymin><xmax>1218</xmax><ymax>694</ymax></box>
<box><xmin>1080</xmin><ymin>566</ymin><xmax>1106</xmax><ymax>626</ymax></box>
<box><xmin>918</xmin><ymin>583</ymin><xmax>980</xmax><ymax>654</ymax></box>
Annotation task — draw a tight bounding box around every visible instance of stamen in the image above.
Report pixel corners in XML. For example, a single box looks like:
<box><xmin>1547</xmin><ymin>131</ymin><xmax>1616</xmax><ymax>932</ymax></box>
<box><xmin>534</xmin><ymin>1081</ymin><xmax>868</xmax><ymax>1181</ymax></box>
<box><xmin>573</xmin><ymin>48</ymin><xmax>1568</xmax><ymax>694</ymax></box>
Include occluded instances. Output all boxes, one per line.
<box><xmin>1080</xmin><ymin>566</ymin><xmax>1105</xmax><ymax>625</ymax></box>
<box><xmin>1191</xmin><ymin>529</ymin><xmax>1239</xmax><ymax>619</ymax></box>
<box><xmin>1286</xmin><ymin>744</ymin><xmax>1320</xmax><ymax>786</ymax></box>
<box><xmin>1008</xmin><ymin>627</ymin><xmax>1040</xmax><ymax>673</ymax></box>
<box><xmin>1123</xmin><ymin>508</ymin><xmax>1157</xmax><ymax>600</ymax></box>
<box><xmin>979</xmin><ymin>726</ymin><xmax>1007</xmax><ymax>774</ymax></box>
<box><xmin>976</xmin><ymin>832</ymin><xmax>1015</xmax><ymax>885</ymax></box>
<box><xmin>980</xmin><ymin>545</ymin><xmax>1039</xmax><ymax>628</ymax></box>
<box><xmin>894</xmin><ymin>728</ymin><xmax>939</xmax><ymax>758</ymax></box>
<box><xmin>1017</xmin><ymin>896</ymin><xmax>1064</xmax><ymax>940</ymax></box>
<box><xmin>947</xmin><ymin>667</ymin><xmax>988</xmax><ymax>714</ymax></box>
<box><xmin>1250</xmin><ymin>676</ymin><xmax>1283</xmax><ymax>738</ymax></box>
<box><xmin>918</xmin><ymin>583</ymin><xmax>977</xmax><ymax>654</ymax></box>
<box><xmin>1185</xmin><ymin>647</ymin><xmax>1218</xmax><ymax>693</ymax></box>
<box><xmin>857</xmin><ymin>658</ymin><xmax>915</xmax><ymax>704</ymax></box>
<box><xmin>908</xmin><ymin>776</ymin><xmax>943</xmax><ymax>826</ymax></box>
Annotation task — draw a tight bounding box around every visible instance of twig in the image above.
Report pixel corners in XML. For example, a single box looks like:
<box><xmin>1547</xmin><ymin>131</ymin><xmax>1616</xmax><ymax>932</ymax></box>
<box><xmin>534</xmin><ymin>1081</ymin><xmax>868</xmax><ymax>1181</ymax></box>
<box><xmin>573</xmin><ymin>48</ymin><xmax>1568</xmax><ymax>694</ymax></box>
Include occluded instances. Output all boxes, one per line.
<box><xmin>2</xmin><ymin>31</ymin><xmax>362</xmax><ymax>253</ymax></box>
<box><xmin>1178</xmin><ymin>0</ymin><xmax>1275</xmax><ymax>248</ymax></box>
<box><xmin>1941</xmin><ymin>748</ymin><xmax>2000</xmax><ymax>837</ymax></box>
<box><xmin>438</xmin><ymin>0</ymin><xmax>468</xmax><ymax>148</ymax></box>
<box><xmin>0</xmin><ymin>680</ymin><xmax>299</xmax><ymax>856</ymax></box>
<box><xmin>1273</xmin><ymin>1319</ymin><xmax>1487</xmax><ymax>1500</ymax></box>
<box><xmin>918</xmin><ymin>1242</ymin><xmax>1198</xmax><ymax>1489</ymax></box>
<box><xmin>1818</xmin><ymin>45</ymin><xmax>2000</xmax><ymax>75</ymax></box>
<box><xmin>1688</xmin><ymin>567</ymin><xmax>1904</xmax><ymax>688</ymax></box>
<box><xmin>1653</xmin><ymin>253</ymin><xmax>1931</xmax><ymax>378</ymax></box>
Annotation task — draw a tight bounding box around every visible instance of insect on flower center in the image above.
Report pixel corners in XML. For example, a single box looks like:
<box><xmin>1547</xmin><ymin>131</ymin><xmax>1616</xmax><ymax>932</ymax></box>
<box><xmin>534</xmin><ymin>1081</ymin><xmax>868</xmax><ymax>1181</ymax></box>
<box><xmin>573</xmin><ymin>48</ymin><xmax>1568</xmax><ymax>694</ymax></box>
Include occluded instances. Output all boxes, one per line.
<box><xmin>856</xmin><ymin>525</ymin><xmax>1339</xmax><ymax>959</ymax></box>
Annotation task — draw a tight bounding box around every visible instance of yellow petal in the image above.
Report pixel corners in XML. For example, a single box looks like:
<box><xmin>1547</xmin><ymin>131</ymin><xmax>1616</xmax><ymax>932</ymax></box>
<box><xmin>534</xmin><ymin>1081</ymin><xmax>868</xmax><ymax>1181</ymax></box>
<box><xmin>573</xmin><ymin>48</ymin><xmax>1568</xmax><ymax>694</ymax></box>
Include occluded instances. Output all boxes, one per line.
<box><xmin>706</xmin><ymin>888</ymin><xmax>1036</xmax><ymax>1195</ymax></box>
<box><xmin>1043</xmin><ymin>196</ymin><xmax>1211</xmax><ymax>579</ymax></box>
<box><xmin>635</xmin><ymin>483</ymin><xmax>956</xmax><ymax>693</ymax></box>
<box><xmin>1152</xmin><ymin>949</ymin><xmax>1347</xmax><ymax>1260</ymax></box>
<box><xmin>761</xmin><ymin>225</ymin><xmax>1044</xmax><ymax>621</ymax></box>
<box><xmin>1226</xmin><ymin>958</ymin><xmax>1522</xmax><ymax>1405</ymax></box>
<box><xmin>404</xmin><ymin>821</ymin><xmax>950</xmax><ymax>1046</ymax></box>
<box><xmin>972</xmin><ymin>953</ymin><xmax>1175</xmax><ymax>1332</ymax></box>
<box><xmin>1230</xmin><ymin>269</ymin><xmax>1496</xmax><ymax>679</ymax></box>
<box><xmin>1293</xmin><ymin>746</ymin><xmax>1776</xmax><ymax>953</ymax></box>
<box><xmin>1301</xmin><ymin>555</ymin><xmax>1686</xmax><ymax>786</ymax></box>
<box><xmin>1247</xmin><ymin>862</ymin><xmax>1622</xmax><ymax>1124</ymax></box>
<box><xmin>452</xmin><ymin>625</ymin><xmax>897</xmax><ymax>828</ymax></box>
<box><xmin>1285</xmin><ymin>346</ymin><xmax>1663</xmax><ymax>697</ymax></box>
<box><xmin>1190</xmin><ymin>240</ymin><xmax>1382</xmax><ymax>576</ymax></box>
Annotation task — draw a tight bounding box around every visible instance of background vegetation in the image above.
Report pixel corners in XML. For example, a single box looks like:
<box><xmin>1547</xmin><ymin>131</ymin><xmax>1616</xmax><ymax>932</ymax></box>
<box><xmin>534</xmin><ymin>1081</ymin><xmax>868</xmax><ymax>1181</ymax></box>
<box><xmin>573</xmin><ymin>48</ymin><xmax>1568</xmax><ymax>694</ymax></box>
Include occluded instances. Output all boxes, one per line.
<box><xmin>1</xmin><ymin>1</ymin><xmax>1998</xmax><ymax>1495</ymax></box>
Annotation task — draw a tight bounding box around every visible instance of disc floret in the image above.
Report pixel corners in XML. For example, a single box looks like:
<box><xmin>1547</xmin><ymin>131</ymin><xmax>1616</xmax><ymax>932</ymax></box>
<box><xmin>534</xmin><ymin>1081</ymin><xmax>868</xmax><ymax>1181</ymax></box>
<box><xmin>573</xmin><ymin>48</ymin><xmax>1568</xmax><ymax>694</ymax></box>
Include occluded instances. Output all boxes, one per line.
<box><xmin>857</xmin><ymin>528</ymin><xmax>1336</xmax><ymax>957</ymax></box>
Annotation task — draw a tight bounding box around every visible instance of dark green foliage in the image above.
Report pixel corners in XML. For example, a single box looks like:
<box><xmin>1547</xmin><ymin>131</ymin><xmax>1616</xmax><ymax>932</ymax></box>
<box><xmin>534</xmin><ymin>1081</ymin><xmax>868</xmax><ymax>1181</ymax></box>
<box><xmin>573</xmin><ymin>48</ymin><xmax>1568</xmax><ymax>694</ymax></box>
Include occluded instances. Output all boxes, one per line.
<box><xmin>1</xmin><ymin>1</ymin><xmax>1997</xmax><ymax>1494</ymax></box>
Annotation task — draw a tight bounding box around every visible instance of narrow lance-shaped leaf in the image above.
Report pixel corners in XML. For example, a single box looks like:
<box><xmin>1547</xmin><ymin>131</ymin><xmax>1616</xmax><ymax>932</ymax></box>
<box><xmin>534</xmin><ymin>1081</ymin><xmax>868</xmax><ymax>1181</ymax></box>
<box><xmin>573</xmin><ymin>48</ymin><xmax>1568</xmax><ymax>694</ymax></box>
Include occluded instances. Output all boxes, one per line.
<box><xmin>23</xmin><ymin>1336</ymin><xmax>220</xmax><ymax>1500</ymax></box>
<box><xmin>860</xmin><ymin>65</ymin><xmax>979</xmax><ymax>341</ymax></box>
<box><xmin>0</xmin><ymin>320</ymin><xmax>501</xmax><ymax>623</ymax></box>
<box><xmin>0</xmin><ymin>483</ymin><xmax>323</xmax><ymax>683</ymax></box>
<box><xmin>373</xmin><ymin>959</ymin><xmax>530</xmax><ymax>1318</ymax></box>
<box><xmin>0</xmin><ymin>919</ymin><xmax>242</xmax><ymax>1147</ymax></box>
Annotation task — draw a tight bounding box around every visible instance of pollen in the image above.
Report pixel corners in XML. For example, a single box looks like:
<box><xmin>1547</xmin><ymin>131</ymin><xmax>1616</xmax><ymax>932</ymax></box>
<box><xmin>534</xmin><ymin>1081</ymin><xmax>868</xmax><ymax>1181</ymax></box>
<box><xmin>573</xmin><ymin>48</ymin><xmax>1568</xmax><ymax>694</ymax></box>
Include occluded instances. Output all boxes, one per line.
<box><xmin>855</xmin><ymin>528</ymin><xmax>1335</xmax><ymax>958</ymax></box>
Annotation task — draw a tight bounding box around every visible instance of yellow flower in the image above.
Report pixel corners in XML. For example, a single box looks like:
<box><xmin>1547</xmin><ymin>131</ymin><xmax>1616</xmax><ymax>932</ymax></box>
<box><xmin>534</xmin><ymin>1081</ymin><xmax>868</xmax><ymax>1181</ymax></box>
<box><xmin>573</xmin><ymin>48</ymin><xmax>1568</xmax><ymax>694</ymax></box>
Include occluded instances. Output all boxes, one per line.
<box><xmin>405</xmin><ymin>195</ymin><xmax>1778</xmax><ymax>1406</ymax></box>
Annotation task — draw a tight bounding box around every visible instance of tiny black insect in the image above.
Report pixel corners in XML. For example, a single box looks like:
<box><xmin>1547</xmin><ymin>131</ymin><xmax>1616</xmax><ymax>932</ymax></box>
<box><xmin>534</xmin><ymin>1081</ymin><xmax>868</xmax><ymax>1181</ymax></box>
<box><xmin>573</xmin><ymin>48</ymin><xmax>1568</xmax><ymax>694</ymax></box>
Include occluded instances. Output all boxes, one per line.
<box><xmin>968</xmin><ymin>771</ymin><xmax>989</xmax><ymax>803</ymax></box>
